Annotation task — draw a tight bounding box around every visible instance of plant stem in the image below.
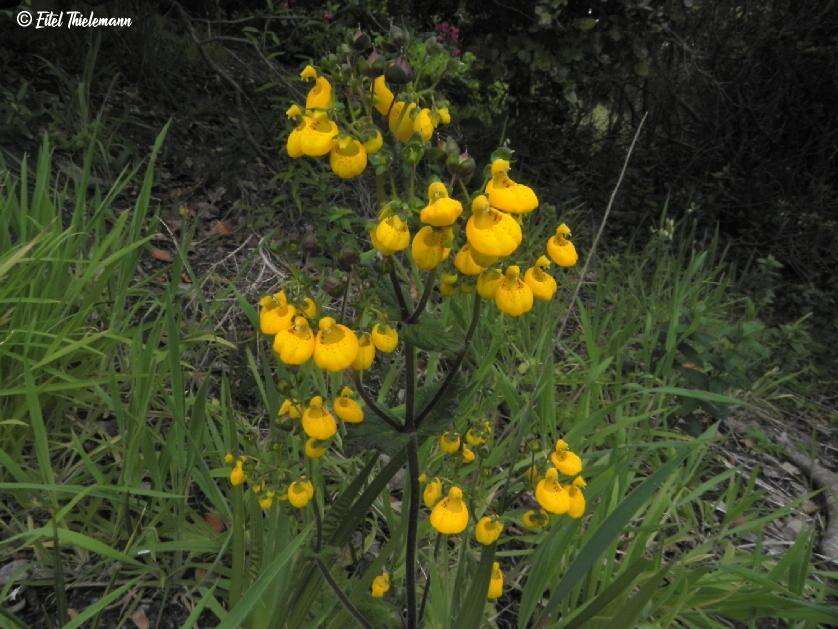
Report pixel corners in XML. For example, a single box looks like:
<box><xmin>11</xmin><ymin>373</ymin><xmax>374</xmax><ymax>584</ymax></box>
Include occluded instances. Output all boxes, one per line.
<box><xmin>404</xmin><ymin>342</ymin><xmax>419</xmax><ymax>629</ymax></box>
<box><xmin>418</xmin><ymin>533</ymin><xmax>442</xmax><ymax>624</ymax></box>
<box><xmin>314</xmin><ymin>558</ymin><xmax>374</xmax><ymax>629</ymax></box>
<box><xmin>405</xmin><ymin>270</ymin><xmax>436</xmax><ymax>324</ymax></box>
<box><xmin>415</xmin><ymin>294</ymin><xmax>482</xmax><ymax>429</ymax></box>
<box><xmin>340</xmin><ymin>268</ymin><xmax>353</xmax><ymax>322</ymax></box>
<box><xmin>229</xmin><ymin>484</ymin><xmax>245</xmax><ymax>607</ymax></box>
<box><xmin>350</xmin><ymin>370</ymin><xmax>403</xmax><ymax>432</ymax></box>
<box><xmin>388</xmin><ymin>259</ymin><xmax>410</xmax><ymax>320</ymax></box>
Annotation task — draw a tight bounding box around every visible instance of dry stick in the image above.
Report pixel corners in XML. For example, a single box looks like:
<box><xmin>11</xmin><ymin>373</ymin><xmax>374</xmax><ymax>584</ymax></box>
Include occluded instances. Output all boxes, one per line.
<box><xmin>555</xmin><ymin>112</ymin><xmax>648</xmax><ymax>343</ymax></box>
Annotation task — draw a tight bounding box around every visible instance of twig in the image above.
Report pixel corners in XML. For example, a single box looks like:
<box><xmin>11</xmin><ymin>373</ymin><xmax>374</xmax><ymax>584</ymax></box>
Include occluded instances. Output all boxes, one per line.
<box><xmin>314</xmin><ymin>558</ymin><xmax>373</xmax><ymax>629</ymax></box>
<box><xmin>350</xmin><ymin>371</ymin><xmax>403</xmax><ymax>432</ymax></box>
<box><xmin>555</xmin><ymin>112</ymin><xmax>648</xmax><ymax>342</ymax></box>
<box><xmin>405</xmin><ymin>271</ymin><xmax>436</xmax><ymax>324</ymax></box>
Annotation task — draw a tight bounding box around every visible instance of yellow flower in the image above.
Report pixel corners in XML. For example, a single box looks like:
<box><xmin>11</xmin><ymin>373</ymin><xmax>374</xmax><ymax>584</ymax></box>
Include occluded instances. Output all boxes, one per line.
<box><xmin>550</xmin><ymin>439</ymin><xmax>583</xmax><ymax>476</ymax></box>
<box><xmin>301</xmin><ymin>297</ymin><xmax>318</xmax><ymax>318</ymax></box>
<box><xmin>461</xmin><ymin>446</ymin><xmax>476</xmax><ymax>463</ymax></box>
<box><xmin>521</xmin><ymin>509</ymin><xmax>549</xmax><ymax>531</ymax></box>
<box><xmin>286</xmin><ymin>117</ymin><xmax>307</xmax><ymax>158</ymax></box>
<box><xmin>273</xmin><ymin>316</ymin><xmax>316</xmax><ymax>365</ymax></box>
<box><xmin>301</xmin><ymin>396</ymin><xmax>337</xmax><ymax>440</ymax></box>
<box><xmin>411</xmin><ymin>226</ymin><xmax>452</xmax><ymax>270</ymax></box>
<box><xmin>372</xmin><ymin>215</ymin><xmax>410</xmax><ymax>254</ymax></box>
<box><xmin>546</xmin><ymin>224</ymin><xmax>579</xmax><ymax>267</ymax></box>
<box><xmin>259</xmin><ymin>292</ymin><xmax>295</xmax><ymax>335</ymax></box>
<box><xmin>454</xmin><ymin>244</ymin><xmax>488</xmax><ymax>276</ymax></box>
<box><xmin>287</xmin><ymin>477</ymin><xmax>315</xmax><ymax>508</ymax></box>
<box><xmin>535</xmin><ymin>467</ymin><xmax>570</xmax><ymax>515</ymax></box>
<box><xmin>305</xmin><ymin>76</ymin><xmax>332</xmax><ymax>110</ymax></box>
<box><xmin>230</xmin><ymin>460</ymin><xmax>245</xmax><ymax>486</ymax></box>
<box><xmin>440</xmin><ymin>273</ymin><xmax>458</xmax><ymax>297</ymax></box>
<box><xmin>373</xmin><ymin>75</ymin><xmax>394</xmax><ymax>116</ymax></box>
<box><xmin>423</xmin><ymin>477</ymin><xmax>443</xmax><ymax>508</ymax></box>
<box><xmin>304</xmin><ymin>437</ymin><xmax>328</xmax><ymax>459</ymax></box>
<box><xmin>300</xmin><ymin>112</ymin><xmax>338</xmax><ymax>157</ymax></box>
<box><xmin>388</xmin><ymin>101</ymin><xmax>417</xmax><ymax>142</ymax></box>
<box><xmin>438</xmin><ymin>431</ymin><xmax>461</xmax><ymax>454</ymax></box>
<box><xmin>224</xmin><ymin>452</ymin><xmax>234</xmax><ymax>465</ymax></box>
<box><xmin>363</xmin><ymin>129</ymin><xmax>383</xmax><ymax>155</ymax></box>
<box><xmin>524</xmin><ymin>256</ymin><xmax>557</xmax><ymax>301</ymax></box>
<box><xmin>476</xmin><ymin>269</ymin><xmax>503</xmax><ymax>299</ymax></box>
<box><xmin>278</xmin><ymin>399</ymin><xmax>302</xmax><ymax>420</ymax></box>
<box><xmin>420</xmin><ymin>181</ymin><xmax>463</xmax><ymax>227</ymax></box>
<box><xmin>371</xmin><ymin>323</ymin><xmax>398</xmax><ymax>352</ymax></box>
<box><xmin>436</xmin><ymin>107</ymin><xmax>451</xmax><ymax>125</ymax></box>
<box><xmin>475</xmin><ymin>515</ymin><xmax>504</xmax><ymax>545</ymax></box>
<box><xmin>334</xmin><ymin>386</ymin><xmax>364</xmax><ymax>423</ymax></box>
<box><xmin>465</xmin><ymin>428</ymin><xmax>486</xmax><ymax>447</ymax></box>
<box><xmin>429</xmin><ymin>486</ymin><xmax>470</xmax><ymax>534</ymax></box>
<box><xmin>465</xmin><ymin>195</ymin><xmax>522</xmax><ymax>258</ymax></box>
<box><xmin>494</xmin><ymin>266</ymin><xmax>534</xmax><ymax>317</ymax></box>
<box><xmin>419</xmin><ymin>472</ymin><xmax>428</xmax><ymax>484</ymax></box>
<box><xmin>330</xmin><ymin>136</ymin><xmax>367</xmax><ymax>179</ymax></box>
<box><xmin>259</xmin><ymin>490</ymin><xmax>275</xmax><ymax>510</ymax></box>
<box><xmin>299</xmin><ymin>64</ymin><xmax>318</xmax><ymax>80</ymax></box>
<box><xmin>352</xmin><ymin>332</ymin><xmax>376</xmax><ymax>370</ymax></box>
<box><xmin>568</xmin><ymin>476</ymin><xmax>587</xmax><ymax>519</ymax></box>
<box><xmin>413</xmin><ymin>107</ymin><xmax>435</xmax><ymax>142</ymax></box>
<box><xmin>314</xmin><ymin>317</ymin><xmax>359</xmax><ymax>371</ymax></box>
<box><xmin>485</xmin><ymin>159</ymin><xmax>538</xmax><ymax>214</ymax></box>
<box><xmin>487</xmin><ymin>562</ymin><xmax>504</xmax><ymax>600</ymax></box>
<box><xmin>371</xmin><ymin>571</ymin><xmax>390</xmax><ymax>598</ymax></box>
<box><xmin>286</xmin><ymin>104</ymin><xmax>303</xmax><ymax>119</ymax></box>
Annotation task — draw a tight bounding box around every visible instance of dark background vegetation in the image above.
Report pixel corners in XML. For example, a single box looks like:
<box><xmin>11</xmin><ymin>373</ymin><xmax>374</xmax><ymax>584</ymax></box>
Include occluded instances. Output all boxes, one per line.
<box><xmin>2</xmin><ymin>0</ymin><xmax>837</xmax><ymax>377</ymax></box>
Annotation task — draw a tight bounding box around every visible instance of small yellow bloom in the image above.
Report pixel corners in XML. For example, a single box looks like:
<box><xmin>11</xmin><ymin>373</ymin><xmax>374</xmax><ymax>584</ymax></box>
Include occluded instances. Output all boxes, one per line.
<box><xmin>372</xmin><ymin>75</ymin><xmax>394</xmax><ymax>116</ymax></box>
<box><xmin>230</xmin><ymin>460</ymin><xmax>245</xmax><ymax>486</ymax></box>
<box><xmin>372</xmin><ymin>215</ymin><xmax>410</xmax><ymax>254</ymax></box>
<box><xmin>440</xmin><ymin>273</ymin><xmax>458</xmax><ymax>297</ymax></box>
<box><xmin>286</xmin><ymin>104</ymin><xmax>303</xmax><ymax>119</ymax></box>
<box><xmin>568</xmin><ymin>476</ymin><xmax>587</xmax><ymax>519</ymax></box>
<box><xmin>413</xmin><ymin>107</ymin><xmax>435</xmax><ymax>142</ymax></box>
<box><xmin>299</xmin><ymin>112</ymin><xmax>339</xmax><ymax>157</ymax></box>
<box><xmin>429</xmin><ymin>486</ymin><xmax>469</xmax><ymax>534</ymax></box>
<box><xmin>485</xmin><ymin>159</ymin><xmax>539</xmax><ymax>214</ymax></box>
<box><xmin>419</xmin><ymin>472</ymin><xmax>428</xmax><ymax>484</ymax></box>
<box><xmin>371</xmin><ymin>323</ymin><xmax>398</xmax><ymax>352</ymax></box>
<box><xmin>259</xmin><ymin>291</ymin><xmax>295</xmax><ymax>335</ymax></box>
<box><xmin>286</xmin><ymin>117</ymin><xmax>307</xmax><ymax>158</ymax></box>
<box><xmin>334</xmin><ymin>386</ymin><xmax>364</xmax><ymax>423</ymax></box>
<box><xmin>302</xmin><ymin>396</ymin><xmax>337</xmax><ymax>440</ymax></box>
<box><xmin>524</xmin><ymin>256</ymin><xmax>558</xmax><ymax>301</ymax></box>
<box><xmin>550</xmin><ymin>439</ymin><xmax>583</xmax><ymax>476</ymax></box>
<box><xmin>465</xmin><ymin>428</ymin><xmax>486</xmax><ymax>447</ymax></box>
<box><xmin>546</xmin><ymin>224</ymin><xmax>579</xmax><ymax>267</ymax></box>
<box><xmin>438</xmin><ymin>431</ymin><xmax>461</xmax><ymax>454</ymax></box>
<box><xmin>494</xmin><ymin>266</ymin><xmax>534</xmax><ymax>317</ymax></box>
<box><xmin>420</xmin><ymin>181</ymin><xmax>463</xmax><ymax>227</ymax></box>
<box><xmin>436</xmin><ymin>107</ymin><xmax>451</xmax><ymax>125</ymax></box>
<box><xmin>363</xmin><ymin>129</ymin><xmax>384</xmax><ymax>155</ymax></box>
<box><xmin>423</xmin><ymin>477</ymin><xmax>443</xmax><ymax>508</ymax></box>
<box><xmin>465</xmin><ymin>195</ymin><xmax>522</xmax><ymax>258</ymax></box>
<box><xmin>301</xmin><ymin>297</ymin><xmax>318</xmax><ymax>318</ymax></box>
<box><xmin>476</xmin><ymin>268</ymin><xmax>503</xmax><ymax>299</ymax></box>
<box><xmin>461</xmin><ymin>446</ymin><xmax>476</xmax><ymax>463</ymax></box>
<box><xmin>371</xmin><ymin>571</ymin><xmax>390</xmax><ymax>598</ymax></box>
<box><xmin>314</xmin><ymin>317</ymin><xmax>359</xmax><ymax>371</ymax></box>
<box><xmin>278</xmin><ymin>399</ymin><xmax>302</xmax><ymax>420</ymax></box>
<box><xmin>352</xmin><ymin>332</ymin><xmax>376</xmax><ymax>370</ymax></box>
<box><xmin>487</xmin><ymin>562</ymin><xmax>504</xmax><ymax>600</ymax></box>
<box><xmin>521</xmin><ymin>509</ymin><xmax>549</xmax><ymax>531</ymax></box>
<box><xmin>411</xmin><ymin>226</ymin><xmax>452</xmax><ymax>270</ymax></box>
<box><xmin>273</xmin><ymin>316</ymin><xmax>316</xmax><ymax>365</ymax></box>
<box><xmin>535</xmin><ymin>468</ymin><xmax>570</xmax><ymax>515</ymax></box>
<box><xmin>304</xmin><ymin>437</ymin><xmax>328</xmax><ymax>459</ymax></box>
<box><xmin>475</xmin><ymin>515</ymin><xmax>504</xmax><ymax>545</ymax></box>
<box><xmin>388</xmin><ymin>101</ymin><xmax>417</xmax><ymax>142</ymax></box>
<box><xmin>330</xmin><ymin>136</ymin><xmax>367</xmax><ymax>179</ymax></box>
<box><xmin>454</xmin><ymin>244</ymin><xmax>487</xmax><ymax>276</ymax></box>
<box><xmin>287</xmin><ymin>477</ymin><xmax>315</xmax><ymax>508</ymax></box>
<box><xmin>305</xmin><ymin>76</ymin><xmax>332</xmax><ymax>110</ymax></box>
<box><xmin>300</xmin><ymin>64</ymin><xmax>318</xmax><ymax>80</ymax></box>
<box><xmin>258</xmin><ymin>490</ymin><xmax>275</xmax><ymax>510</ymax></box>
<box><xmin>224</xmin><ymin>452</ymin><xmax>235</xmax><ymax>465</ymax></box>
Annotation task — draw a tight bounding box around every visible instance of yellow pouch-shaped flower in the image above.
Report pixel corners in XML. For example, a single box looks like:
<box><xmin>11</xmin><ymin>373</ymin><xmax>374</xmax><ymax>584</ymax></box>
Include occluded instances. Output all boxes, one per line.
<box><xmin>330</xmin><ymin>136</ymin><xmax>367</xmax><ymax>179</ymax></box>
<box><xmin>438</xmin><ymin>431</ymin><xmax>461</xmax><ymax>454</ymax></box>
<box><xmin>546</xmin><ymin>223</ymin><xmax>579</xmax><ymax>267</ymax></box>
<box><xmin>413</xmin><ymin>107</ymin><xmax>435</xmax><ymax>142</ymax></box>
<box><xmin>259</xmin><ymin>291</ymin><xmax>295</xmax><ymax>334</ymax></box>
<box><xmin>305</xmin><ymin>76</ymin><xmax>332</xmax><ymax>110</ymax></box>
<box><xmin>273</xmin><ymin>316</ymin><xmax>315</xmax><ymax>365</ymax></box>
<box><xmin>475</xmin><ymin>515</ymin><xmax>504</xmax><ymax>545</ymax></box>
<box><xmin>494</xmin><ymin>266</ymin><xmax>534</xmax><ymax>316</ymax></box>
<box><xmin>485</xmin><ymin>159</ymin><xmax>539</xmax><ymax>214</ymax></box>
<box><xmin>454</xmin><ymin>244</ymin><xmax>487</xmax><ymax>276</ymax></box>
<box><xmin>524</xmin><ymin>256</ymin><xmax>558</xmax><ymax>301</ymax></box>
<box><xmin>429</xmin><ymin>486</ymin><xmax>469</xmax><ymax>534</ymax></box>
<box><xmin>300</xmin><ymin>113</ymin><xmax>338</xmax><ymax>157</ymax></box>
<box><xmin>550</xmin><ymin>438</ymin><xmax>583</xmax><ymax>476</ymax></box>
<box><xmin>352</xmin><ymin>332</ymin><xmax>376</xmax><ymax>370</ymax></box>
<box><xmin>314</xmin><ymin>317</ymin><xmax>359</xmax><ymax>371</ymax></box>
<box><xmin>535</xmin><ymin>467</ymin><xmax>569</xmax><ymax>515</ymax></box>
<box><xmin>304</xmin><ymin>437</ymin><xmax>328</xmax><ymax>459</ymax></box>
<box><xmin>388</xmin><ymin>101</ymin><xmax>417</xmax><ymax>142</ymax></box>
<box><xmin>465</xmin><ymin>195</ymin><xmax>522</xmax><ymax>258</ymax></box>
<box><xmin>411</xmin><ymin>226</ymin><xmax>452</xmax><ymax>270</ymax></box>
<box><xmin>333</xmin><ymin>386</ymin><xmax>364</xmax><ymax>423</ymax></box>
<box><xmin>568</xmin><ymin>476</ymin><xmax>587</xmax><ymax>519</ymax></box>
<box><xmin>371</xmin><ymin>571</ymin><xmax>390</xmax><ymax>598</ymax></box>
<box><xmin>420</xmin><ymin>181</ymin><xmax>463</xmax><ymax>227</ymax></box>
<box><xmin>302</xmin><ymin>396</ymin><xmax>337</xmax><ymax>440</ymax></box>
<box><xmin>423</xmin><ymin>477</ymin><xmax>443</xmax><ymax>508</ymax></box>
<box><xmin>363</xmin><ymin>128</ymin><xmax>383</xmax><ymax>154</ymax></box>
<box><xmin>371</xmin><ymin>323</ymin><xmax>398</xmax><ymax>352</ymax></box>
<box><xmin>373</xmin><ymin>75</ymin><xmax>394</xmax><ymax>116</ymax></box>
<box><xmin>372</xmin><ymin>215</ymin><xmax>410</xmax><ymax>254</ymax></box>
<box><xmin>476</xmin><ymin>268</ymin><xmax>503</xmax><ymax>299</ymax></box>
<box><xmin>487</xmin><ymin>562</ymin><xmax>504</xmax><ymax>600</ymax></box>
<box><xmin>287</xmin><ymin>477</ymin><xmax>314</xmax><ymax>508</ymax></box>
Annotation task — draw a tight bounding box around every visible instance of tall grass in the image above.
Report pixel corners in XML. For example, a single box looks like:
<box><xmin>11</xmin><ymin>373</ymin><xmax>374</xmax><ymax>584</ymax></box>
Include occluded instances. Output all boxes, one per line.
<box><xmin>0</xmin><ymin>140</ymin><xmax>833</xmax><ymax>627</ymax></box>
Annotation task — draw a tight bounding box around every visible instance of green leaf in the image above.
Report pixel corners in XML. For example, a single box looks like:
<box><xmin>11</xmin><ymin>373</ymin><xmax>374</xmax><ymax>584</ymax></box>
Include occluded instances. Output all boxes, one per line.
<box><xmin>63</xmin><ymin>577</ymin><xmax>142</xmax><ymax>629</ymax></box>
<box><xmin>455</xmin><ymin>544</ymin><xmax>496</xmax><ymax>627</ymax></box>
<box><xmin>321</xmin><ymin>453</ymin><xmax>379</xmax><ymax>543</ymax></box>
<box><xmin>400</xmin><ymin>318</ymin><xmax>460</xmax><ymax>351</ymax></box>
<box><xmin>563</xmin><ymin>558</ymin><xmax>653</xmax><ymax>628</ymax></box>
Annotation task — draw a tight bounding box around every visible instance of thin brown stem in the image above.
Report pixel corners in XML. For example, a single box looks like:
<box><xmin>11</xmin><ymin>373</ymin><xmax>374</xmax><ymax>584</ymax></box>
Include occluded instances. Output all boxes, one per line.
<box><xmin>350</xmin><ymin>371</ymin><xmax>403</xmax><ymax>432</ymax></box>
<box><xmin>388</xmin><ymin>260</ymin><xmax>410</xmax><ymax>320</ymax></box>
<box><xmin>314</xmin><ymin>558</ymin><xmax>374</xmax><ymax>629</ymax></box>
<box><xmin>405</xmin><ymin>270</ymin><xmax>436</xmax><ymax>324</ymax></box>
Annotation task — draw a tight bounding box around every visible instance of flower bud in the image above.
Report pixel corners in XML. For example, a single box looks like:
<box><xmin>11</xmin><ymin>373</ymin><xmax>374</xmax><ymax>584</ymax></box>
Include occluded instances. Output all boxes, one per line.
<box><xmin>352</xmin><ymin>30</ymin><xmax>372</xmax><ymax>52</ymax></box>
<box><xmin>385</xmin><ymin>57</ymin><xmax>414</xmax><ymax>84</ymax></box>
<box><xmin>425</xmin><ymin>35</ymin><xmax>444</xmax><ymax>55</ymax></box>
<box><xmin>338</xmin><ymin>246</ymin><xmax>360</xmax><ymax>271</ymax></box>
<box><xmin>323</xmin><ymin>275</ymin><xmax>344</xmax><ymax>297</ymax></box>
<box><xmin>403</xmin><ymin>141</ymin><xmax>425</xmax><ymax>164</ymax></box>
<box><xmin>363</xmin><ymin>50</ymin><xmax>386</xmax><ymax>77</ymax></box>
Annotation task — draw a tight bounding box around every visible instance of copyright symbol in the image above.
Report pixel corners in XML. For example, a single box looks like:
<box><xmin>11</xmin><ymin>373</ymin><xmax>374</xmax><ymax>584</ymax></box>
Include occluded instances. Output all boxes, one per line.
<box><xmin>16</xmin><ymin>10</ymin><xmax>33</xmax><ymax>27</ymax></box>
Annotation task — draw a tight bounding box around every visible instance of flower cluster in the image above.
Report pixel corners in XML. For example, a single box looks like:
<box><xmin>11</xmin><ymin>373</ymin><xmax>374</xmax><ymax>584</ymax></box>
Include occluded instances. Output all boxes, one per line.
<box><xmin>523</xmin><ymin>439</ymin><xmax>588</xmax><ymax>529</ymax></box>
<box><xmin>371</xmin><ymin>158</ymin><xmax>579</xmax><ymax>317</ymax></box>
